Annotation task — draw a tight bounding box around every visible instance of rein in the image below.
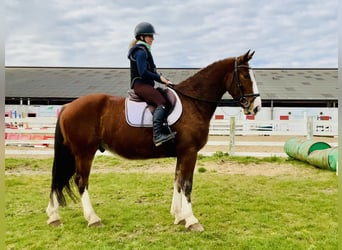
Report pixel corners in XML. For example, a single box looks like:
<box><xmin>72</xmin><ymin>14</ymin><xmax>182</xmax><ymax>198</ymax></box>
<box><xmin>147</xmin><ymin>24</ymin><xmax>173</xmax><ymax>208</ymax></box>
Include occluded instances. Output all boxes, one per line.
<box><xmin>168</xmin><ymin>58</ymin><xmax>260</xmax><ymax>106</ymax></box>
<box><xmin>167</xmin><ymin>84</ymin><xmax>236</xmax><ymax>105</ymax></box>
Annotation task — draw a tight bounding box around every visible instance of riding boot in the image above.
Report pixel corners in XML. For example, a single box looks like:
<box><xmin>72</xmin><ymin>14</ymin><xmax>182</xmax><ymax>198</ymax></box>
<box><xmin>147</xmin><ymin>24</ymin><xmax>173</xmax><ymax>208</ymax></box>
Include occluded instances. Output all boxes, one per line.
<box><xmin>153</xmin><ymin>105</ymin><xmax>177</xmax><ymax>146</ymax></box>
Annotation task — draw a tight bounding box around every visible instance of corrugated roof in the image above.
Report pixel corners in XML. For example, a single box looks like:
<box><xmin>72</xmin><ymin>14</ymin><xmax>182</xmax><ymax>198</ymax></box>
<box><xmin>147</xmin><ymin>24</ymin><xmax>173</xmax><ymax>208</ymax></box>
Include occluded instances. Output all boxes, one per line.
<box><xmin>5</xmin><ymin>67</ymin><xmax>338</xmax><ymax>101</ymax></box>
<box><xmin>254</xmin><ymin>69</ymin><xmax>338</xmax><ymax>100</ymax></box>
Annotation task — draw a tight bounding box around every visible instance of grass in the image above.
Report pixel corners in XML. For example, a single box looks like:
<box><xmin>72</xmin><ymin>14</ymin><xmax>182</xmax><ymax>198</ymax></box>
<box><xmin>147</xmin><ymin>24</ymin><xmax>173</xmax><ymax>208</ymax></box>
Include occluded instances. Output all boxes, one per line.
<box><xmin>5</xmin><ymin>155</ymin><xmax>338</xmax><ymax>249</ymax></box>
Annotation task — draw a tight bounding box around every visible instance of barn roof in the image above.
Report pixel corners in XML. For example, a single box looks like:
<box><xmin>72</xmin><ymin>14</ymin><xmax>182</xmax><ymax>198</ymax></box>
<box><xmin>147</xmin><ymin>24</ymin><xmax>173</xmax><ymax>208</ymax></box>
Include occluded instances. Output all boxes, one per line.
<box><xmin>5</xmin><ymin>67</ymin><xmax>338</xmax><ymax>106</ymax></box>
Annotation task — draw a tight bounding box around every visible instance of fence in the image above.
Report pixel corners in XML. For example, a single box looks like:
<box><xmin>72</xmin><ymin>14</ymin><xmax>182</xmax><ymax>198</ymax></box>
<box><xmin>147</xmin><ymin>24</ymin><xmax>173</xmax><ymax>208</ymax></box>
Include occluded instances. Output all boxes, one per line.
<box><xmin>5</xmin><ymin>117</ymin><xmax>338</xmax><ymax>153</ymax></box>
<box><xmin>5</xmin><ymin>117</ymin><xmax>56</xmax><ymax>147</ymax></box>
<box><xmin>209</xmin><ymin>117</ymin><xmax>338</xmax><ymax>137</ymax></box>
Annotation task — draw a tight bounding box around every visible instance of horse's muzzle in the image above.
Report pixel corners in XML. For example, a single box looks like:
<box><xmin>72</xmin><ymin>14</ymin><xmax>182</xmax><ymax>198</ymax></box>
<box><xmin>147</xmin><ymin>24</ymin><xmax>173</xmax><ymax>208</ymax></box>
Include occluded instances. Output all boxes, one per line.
<box><xmin>243</xmin><ymin>103</ymin><xmax>261</xmax><ymax>116</ymax></box>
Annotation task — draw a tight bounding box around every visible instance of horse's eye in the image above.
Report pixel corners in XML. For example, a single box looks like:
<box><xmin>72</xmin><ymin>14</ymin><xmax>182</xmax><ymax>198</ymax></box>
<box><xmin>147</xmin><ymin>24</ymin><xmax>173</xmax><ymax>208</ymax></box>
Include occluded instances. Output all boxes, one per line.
<box><xmin>241</xmin><ymin>73</ymin><xmax>250</xmax><ymax>80</ymax></box>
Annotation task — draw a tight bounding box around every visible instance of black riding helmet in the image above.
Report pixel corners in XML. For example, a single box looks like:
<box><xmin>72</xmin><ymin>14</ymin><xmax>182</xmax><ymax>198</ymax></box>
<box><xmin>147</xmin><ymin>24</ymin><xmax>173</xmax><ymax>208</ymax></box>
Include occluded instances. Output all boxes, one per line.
<box><xmin>134</xmin><ymin>22</ymin><xmax>156</xmax><ymax>39</ymax></box>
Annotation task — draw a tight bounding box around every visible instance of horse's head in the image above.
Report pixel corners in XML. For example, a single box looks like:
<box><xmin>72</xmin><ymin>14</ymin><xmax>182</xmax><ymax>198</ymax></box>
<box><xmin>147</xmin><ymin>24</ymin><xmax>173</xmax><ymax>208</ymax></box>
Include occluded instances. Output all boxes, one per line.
<box><xmin>226</xmin><ymin>50</ymin><xmax>262</xmax><ymax>115</ymax></box>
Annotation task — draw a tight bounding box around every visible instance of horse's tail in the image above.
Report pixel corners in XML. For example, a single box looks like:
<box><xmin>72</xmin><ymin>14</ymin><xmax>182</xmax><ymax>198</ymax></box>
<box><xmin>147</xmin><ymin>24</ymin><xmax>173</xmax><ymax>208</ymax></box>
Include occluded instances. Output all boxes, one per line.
<box><xmin>50</xmin><ymin>108</ymin><xmax>77</xmax><ymax>206</ymax></box>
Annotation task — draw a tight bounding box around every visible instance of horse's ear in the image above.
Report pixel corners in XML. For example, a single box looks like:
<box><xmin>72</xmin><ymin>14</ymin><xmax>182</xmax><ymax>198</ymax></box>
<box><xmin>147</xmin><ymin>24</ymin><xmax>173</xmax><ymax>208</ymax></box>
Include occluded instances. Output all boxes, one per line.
<box><xmin>243</xmin><ymin>50</ymin><xmax>255</xmax><ymax>62</ymax></box>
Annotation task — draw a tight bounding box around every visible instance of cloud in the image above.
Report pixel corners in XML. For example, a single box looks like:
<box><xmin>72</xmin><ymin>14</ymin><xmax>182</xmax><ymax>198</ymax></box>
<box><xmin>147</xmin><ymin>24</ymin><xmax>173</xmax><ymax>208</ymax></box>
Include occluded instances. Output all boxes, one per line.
<box><xmin>5</xmin><ymin>0</ymin><xmax>338</xmax><ymax>68</ymax></box>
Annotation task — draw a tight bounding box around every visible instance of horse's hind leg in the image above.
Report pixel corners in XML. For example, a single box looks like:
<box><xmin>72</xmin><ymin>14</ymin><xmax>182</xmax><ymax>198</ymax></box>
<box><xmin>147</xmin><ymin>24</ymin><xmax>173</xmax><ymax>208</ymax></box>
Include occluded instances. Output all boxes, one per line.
<box><xmin>81</xmin><ymin>187</ymin><xmax>102</xmax><ymax>227</ymax></box>
<box><xmin>171</xmin><ymin>152</ymin><xmax>204</xmax><ymax>232</ymax></box>
<box><xmin>46</xmin><ymin>191</ymin><xmax>62</xmax><ymax>226</ymax></box>
<box><xmin>75</xmin><ymin>155</ymin><xmax>102</xmax><ymax>227</ymax></box>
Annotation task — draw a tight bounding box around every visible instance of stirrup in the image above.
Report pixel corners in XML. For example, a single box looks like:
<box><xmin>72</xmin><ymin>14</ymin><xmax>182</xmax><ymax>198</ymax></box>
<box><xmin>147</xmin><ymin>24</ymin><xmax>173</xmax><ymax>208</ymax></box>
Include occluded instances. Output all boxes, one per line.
<box><xmin>154</xmin><ymin>132</ymin><xmax>177</xmax><ymax>147</ymax></box>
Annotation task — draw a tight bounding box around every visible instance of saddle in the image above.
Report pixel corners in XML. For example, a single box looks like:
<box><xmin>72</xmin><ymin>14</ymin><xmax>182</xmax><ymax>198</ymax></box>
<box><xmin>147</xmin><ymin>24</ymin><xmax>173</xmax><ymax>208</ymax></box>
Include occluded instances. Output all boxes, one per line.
<box><xmin>125</xmin><ymin>87</ymin><xmax>182</xmax><ymax>127</ymax></box>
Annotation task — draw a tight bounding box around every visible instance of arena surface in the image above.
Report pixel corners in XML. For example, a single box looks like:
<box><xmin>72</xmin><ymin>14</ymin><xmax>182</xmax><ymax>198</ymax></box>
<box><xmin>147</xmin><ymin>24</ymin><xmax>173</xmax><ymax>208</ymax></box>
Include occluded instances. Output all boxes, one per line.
<box><xmin>5</xmin><ymin>135</ymin><xmax>338</xmax><ymax>177</ymax></box>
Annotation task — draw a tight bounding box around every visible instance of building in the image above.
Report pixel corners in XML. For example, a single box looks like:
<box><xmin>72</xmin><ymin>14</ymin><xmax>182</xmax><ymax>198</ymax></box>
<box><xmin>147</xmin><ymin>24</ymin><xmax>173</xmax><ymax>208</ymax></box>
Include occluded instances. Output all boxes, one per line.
<box><xmin>5</xmin><ymin>67</ymin><xmax>338</xmax><ymax>108</ymax></box>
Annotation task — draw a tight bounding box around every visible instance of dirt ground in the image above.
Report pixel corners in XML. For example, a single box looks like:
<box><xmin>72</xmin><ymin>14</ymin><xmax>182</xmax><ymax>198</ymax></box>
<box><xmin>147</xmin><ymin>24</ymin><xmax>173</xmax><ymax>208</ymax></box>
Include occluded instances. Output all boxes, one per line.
<box><xmin>87</xmin><ymin>160</ymin><xmax>314</xmax><ymax>177</ymax></box>
<box><xmin>5</xmin><ymin>135</ymin><xmax>338</xmax><ymax>176</ymax></box>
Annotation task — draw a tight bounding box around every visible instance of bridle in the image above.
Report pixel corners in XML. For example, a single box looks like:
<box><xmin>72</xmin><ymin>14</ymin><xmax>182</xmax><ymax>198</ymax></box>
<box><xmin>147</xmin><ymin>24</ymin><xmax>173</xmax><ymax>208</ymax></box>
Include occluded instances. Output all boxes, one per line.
<box><xmin>233</xmin><ymin>58</ymin><xmax>260</xmax><ymax>108</ymax></box>
<box><xmin>168</xmin><ymin>58</ymin><xmax>260</xmax><ymax>107</ymax></box>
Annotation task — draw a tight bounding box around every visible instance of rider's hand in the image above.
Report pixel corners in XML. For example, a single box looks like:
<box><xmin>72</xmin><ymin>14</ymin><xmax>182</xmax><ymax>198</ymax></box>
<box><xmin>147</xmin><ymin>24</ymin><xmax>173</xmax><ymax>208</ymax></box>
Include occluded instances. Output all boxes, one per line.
<box><xmin>160</xmin><ymin>75</ymin><xmax>174</xmax><ymax>86</ymax></box>
<box><xmin>166</xmin><ymin>81</ymin><xmax>174</xmax><ymax>87</ymax></box>
<box><xmin>160</xmin><ymin>75</ymin><xmax>169</xmax><ymax>85</ymax></box>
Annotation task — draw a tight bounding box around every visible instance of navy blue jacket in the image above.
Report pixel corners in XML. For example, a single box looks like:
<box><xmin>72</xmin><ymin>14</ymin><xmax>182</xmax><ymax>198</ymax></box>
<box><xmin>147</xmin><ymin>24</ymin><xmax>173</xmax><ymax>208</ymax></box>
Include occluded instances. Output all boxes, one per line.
<box><xmin>128</xmin><ymin>44</ymin><xmax>162</xmax><ymax>89</ymax></box>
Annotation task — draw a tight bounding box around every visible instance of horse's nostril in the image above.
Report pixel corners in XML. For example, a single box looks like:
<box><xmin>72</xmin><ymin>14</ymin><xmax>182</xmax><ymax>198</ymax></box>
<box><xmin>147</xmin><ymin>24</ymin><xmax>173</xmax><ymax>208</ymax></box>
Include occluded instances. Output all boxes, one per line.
<box><xmin>254</xmin><ymin>106</ymin><xmax>260</xmax><ymax>114</ymax></box>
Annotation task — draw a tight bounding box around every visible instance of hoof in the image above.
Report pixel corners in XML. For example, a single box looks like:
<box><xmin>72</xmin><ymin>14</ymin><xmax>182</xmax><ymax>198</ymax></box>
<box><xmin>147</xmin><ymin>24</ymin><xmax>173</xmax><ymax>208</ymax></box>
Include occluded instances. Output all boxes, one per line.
<box><xmin>174</xmin><ymin>219</ymin><xmax>186</xmax><ymax>225</ymax></box>
<box><xmin>187</xmin><ymin>223</ymin><xmax>204</xmax><ymax>232</ymax></box>
<box><xmin>48</xmin><ymin>219</ymin><xmax>62</xmax><ymax>227</ymax></box>
<box><xmin>88</xmin><ymin>220</ymin><xmax>103</xmax><ymax>227</ymax></box>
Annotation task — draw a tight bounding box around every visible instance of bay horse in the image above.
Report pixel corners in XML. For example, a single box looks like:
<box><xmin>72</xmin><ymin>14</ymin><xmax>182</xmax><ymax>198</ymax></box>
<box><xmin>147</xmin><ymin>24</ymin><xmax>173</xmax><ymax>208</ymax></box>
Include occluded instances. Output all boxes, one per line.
<box><xmin>46</xmin><ymin>50</ymin><xmax>261</xmax><ymax>232</ymax></box>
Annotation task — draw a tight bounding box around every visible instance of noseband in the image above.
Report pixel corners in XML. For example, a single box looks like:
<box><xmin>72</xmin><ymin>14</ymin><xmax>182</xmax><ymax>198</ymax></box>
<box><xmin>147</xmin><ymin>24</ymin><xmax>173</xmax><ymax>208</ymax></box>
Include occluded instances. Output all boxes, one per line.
<box><xmin>233</xmin><ymin>58</ymin><xmax>260</xmax><ymax>108</ymax></box>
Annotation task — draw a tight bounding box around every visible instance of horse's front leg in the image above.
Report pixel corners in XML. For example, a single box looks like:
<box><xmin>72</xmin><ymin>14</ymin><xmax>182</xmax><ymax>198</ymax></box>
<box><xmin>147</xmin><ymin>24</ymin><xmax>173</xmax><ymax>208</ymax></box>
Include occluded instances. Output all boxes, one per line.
<box><xmin>171</xmin><ymin>152</ymin><xmax>204</xmax><ymax>232</ymax></box>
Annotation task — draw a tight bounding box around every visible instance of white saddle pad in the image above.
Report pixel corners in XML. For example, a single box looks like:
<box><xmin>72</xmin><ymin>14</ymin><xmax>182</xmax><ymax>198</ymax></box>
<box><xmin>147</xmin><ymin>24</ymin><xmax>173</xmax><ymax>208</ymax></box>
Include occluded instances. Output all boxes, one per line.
<box><xmin>125</xmin><ymin>88</ymin><xmax>182</xmax><ymax>127</ymax></box>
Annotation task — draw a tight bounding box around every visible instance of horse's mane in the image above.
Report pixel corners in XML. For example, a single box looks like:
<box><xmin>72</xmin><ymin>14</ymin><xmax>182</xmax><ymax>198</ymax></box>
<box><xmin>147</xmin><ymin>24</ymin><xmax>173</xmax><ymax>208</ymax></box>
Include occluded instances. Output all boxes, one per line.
<box><xmin>177</xmin><ymin>57</ymin><xmax>234</xmax><ymax>87</ymax></box>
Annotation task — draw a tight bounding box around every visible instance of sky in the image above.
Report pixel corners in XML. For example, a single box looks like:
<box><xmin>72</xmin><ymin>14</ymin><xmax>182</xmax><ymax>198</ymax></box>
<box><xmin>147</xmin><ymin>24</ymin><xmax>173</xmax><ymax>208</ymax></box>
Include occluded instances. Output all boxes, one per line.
<box><xmin>5</xmin><ymin>0</ymin><xmax>338</xmax><ymax>68</ymax></box>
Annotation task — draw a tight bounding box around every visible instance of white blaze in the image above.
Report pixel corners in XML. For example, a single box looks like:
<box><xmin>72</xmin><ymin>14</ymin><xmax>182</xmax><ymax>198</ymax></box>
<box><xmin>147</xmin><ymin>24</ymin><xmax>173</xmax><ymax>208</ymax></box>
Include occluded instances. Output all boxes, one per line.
<box><xmin>249</xmin><ymin>69</ymin><xmax>262</xmax><ymax>112</ymax></box>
